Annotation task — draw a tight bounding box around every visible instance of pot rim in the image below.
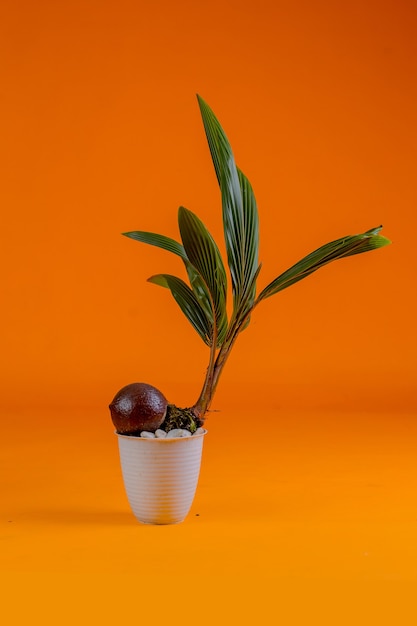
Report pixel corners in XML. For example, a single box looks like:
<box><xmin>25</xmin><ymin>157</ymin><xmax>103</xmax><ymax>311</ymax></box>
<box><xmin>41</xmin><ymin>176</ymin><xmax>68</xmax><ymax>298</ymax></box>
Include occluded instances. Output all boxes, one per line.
<box><xmin>115</xmin><ymin>429</ymin><xmax>207</xmax><ymax>441</ymax></box>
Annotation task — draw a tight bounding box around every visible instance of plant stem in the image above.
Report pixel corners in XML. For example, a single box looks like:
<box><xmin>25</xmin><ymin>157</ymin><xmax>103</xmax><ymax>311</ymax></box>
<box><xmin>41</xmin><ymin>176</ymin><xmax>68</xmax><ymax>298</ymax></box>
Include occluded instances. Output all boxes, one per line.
<box><xmin>192</xmin><ymin>302</ymin><xmax>258</xmax><ymax>420</ymax></box>
<box><xmin>192</xmin><ymin>319</ymin><xmax>218</xmax><ymax>420</ymax></box>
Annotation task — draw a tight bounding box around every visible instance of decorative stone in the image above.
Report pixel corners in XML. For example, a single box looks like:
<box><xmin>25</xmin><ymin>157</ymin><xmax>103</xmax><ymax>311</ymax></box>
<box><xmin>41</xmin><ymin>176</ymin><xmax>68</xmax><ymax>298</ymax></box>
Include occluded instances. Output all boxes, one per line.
<box><xmin>194</xmin><ymin>427</ymin><xmax>206</xmax><ymax>436</ymax></box>
<box><xmin>166</xmin><ymin>428</ymin><xmax>192</xmax><ymax>438</ymax></box>
<box><xmin>155</xmin><ymin>429</ymin><xmax>167</xmax><ymax>438</ymax></box>
<box><xmin>140</xmin><ymin>431</ymin><xmax>156</xmax><ymax>438</ymax></box>
<box><xmin>166</xmin><ymin>429</ymin><xmax>183</xmax><ymax>438</ymax></box>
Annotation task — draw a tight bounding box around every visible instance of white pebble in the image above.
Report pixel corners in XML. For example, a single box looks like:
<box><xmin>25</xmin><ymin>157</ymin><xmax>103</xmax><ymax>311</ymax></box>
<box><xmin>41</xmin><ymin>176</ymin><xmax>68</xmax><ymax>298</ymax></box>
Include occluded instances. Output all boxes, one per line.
<box><xmin>166</xmin><ymin>429</ymin><xmax>183</xmax><ymax>438</ymax></box>
<box><xmin>155</xmin><ymin>429</ymin><xmax>167</xmax><ymax>438</ymax></box>
<box><xmin>193</xmin><ymin>427</ymin><xmax>206</xmax><ymax>436</ymax></box>
<box><xmin>166</xmin><ymin>428</ymin><xmax>192</xmax><ymax>438</ymax></box>
<box><xmin>140</xmin><ymin>431</ymin><xmax>155</xmax><ymax>438</ymax></box>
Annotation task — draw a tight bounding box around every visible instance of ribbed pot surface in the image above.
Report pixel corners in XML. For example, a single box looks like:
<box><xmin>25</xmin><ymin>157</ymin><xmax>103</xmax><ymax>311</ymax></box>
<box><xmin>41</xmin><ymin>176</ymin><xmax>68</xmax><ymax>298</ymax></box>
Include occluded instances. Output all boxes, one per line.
<box><xmin>117</xmin><ymin>431</ymin><xmax>206</xmax><ymax>525</ymax></box>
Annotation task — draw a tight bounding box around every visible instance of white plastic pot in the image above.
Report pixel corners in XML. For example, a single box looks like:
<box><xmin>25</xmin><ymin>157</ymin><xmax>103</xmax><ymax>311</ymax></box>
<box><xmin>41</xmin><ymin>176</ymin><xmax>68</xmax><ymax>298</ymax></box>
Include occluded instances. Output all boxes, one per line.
<box><xmin>116</xmin><ymin>430</ymin><xmax>207</xmax><ymax>525</ymax></box>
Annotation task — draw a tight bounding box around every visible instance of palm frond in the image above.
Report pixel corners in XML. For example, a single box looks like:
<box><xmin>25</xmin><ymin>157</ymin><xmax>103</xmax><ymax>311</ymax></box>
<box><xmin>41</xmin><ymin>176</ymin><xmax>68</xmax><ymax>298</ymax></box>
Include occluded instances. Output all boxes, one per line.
<box><xmin>197</xmin><ymin>95</ymin><xmax>260</xmax><ymax>322</ymax></box>
<box><xmin>178</xmin><ymin>206</ymin><xmax>228</xmax><ymax>344</ymax></box>
<box><xmin>122</xmin><ymin>229</ymin><xmax>213</xmax><ymax>326</ymax></box>
<box><xmin>148</xmin><ymin>274</ymin><xmax>211</xmax><ymax>345</ymax></box>
<box><xmin>123</xmin><ymin>231</ymin><xmax>184</xmax><ymax>257</ymax></box>
<box><xmin>257</xmin><ymin>226</ymin><xmax>391</xmax><ymax>302</ymax></box>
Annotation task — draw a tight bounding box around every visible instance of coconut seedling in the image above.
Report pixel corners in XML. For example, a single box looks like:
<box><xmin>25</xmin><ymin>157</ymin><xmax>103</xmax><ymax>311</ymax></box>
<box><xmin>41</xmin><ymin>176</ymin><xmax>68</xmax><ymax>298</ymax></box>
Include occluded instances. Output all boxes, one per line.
<box><xmin>109</xmin><ymin>95</ymin><xmax>390</xmax><ymax>437</ymax></box>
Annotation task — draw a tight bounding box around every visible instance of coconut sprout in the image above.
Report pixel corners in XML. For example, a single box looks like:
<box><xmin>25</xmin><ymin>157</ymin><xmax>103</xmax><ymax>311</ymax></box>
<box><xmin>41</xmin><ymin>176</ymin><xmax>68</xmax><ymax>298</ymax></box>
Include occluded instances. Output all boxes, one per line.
<box><xmin>117</xmin><ymin>96</ymin><xmax>390</xmax><ymax>428</ymax></box>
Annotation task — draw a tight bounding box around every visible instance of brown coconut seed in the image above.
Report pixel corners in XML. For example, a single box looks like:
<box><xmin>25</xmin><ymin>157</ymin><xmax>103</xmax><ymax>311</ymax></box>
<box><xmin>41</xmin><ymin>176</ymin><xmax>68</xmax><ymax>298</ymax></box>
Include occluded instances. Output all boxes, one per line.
<box><xmin>109</xmin><ymin>382</ymin><xmax>168</xmax><ymax>435</ymax></box>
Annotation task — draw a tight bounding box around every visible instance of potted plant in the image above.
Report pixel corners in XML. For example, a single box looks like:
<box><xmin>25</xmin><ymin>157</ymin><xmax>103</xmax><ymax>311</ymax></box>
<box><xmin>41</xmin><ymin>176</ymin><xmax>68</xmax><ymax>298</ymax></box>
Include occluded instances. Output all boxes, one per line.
<box><xmin>109</xmin><ymin>95</ymin><xmax>390</xmax><ymax>525</ymax></box>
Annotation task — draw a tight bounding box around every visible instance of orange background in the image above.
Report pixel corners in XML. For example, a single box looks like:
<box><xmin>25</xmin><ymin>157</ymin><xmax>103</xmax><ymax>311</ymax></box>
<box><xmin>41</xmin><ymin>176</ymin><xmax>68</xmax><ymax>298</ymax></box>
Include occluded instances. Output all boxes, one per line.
<box><xmin>1</xmin><ymin>0</ymin><xmax>416</xmax><ymax>623</ymax></box>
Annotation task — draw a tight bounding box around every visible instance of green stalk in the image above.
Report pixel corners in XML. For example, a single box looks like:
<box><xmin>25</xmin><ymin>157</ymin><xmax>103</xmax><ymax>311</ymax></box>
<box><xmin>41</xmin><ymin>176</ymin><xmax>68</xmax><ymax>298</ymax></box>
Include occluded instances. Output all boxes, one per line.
<box><xmin>192</xmin><ymin>325</ymin><xmax>218</xmax><ymax>419</ymax></box>
<box><xmin>192</xmin><ymin>302</ymin><xmax>257</xmax><ymax>420</ymax></box>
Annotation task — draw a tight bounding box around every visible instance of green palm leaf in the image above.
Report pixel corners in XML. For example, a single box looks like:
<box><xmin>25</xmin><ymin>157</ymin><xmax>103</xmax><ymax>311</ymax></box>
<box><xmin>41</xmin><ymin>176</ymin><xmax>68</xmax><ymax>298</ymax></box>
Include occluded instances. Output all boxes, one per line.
<box><xmin>236</xmin><ymin>169</ymin><xmax>260</xmax><ymax>315</ymax></box>
<box><xmin>257</xmin><ymin>226</ymin><xmax>391</xmax><ymax>302</ymax></box>
<box><xmin>123</xmin><ymin>231</ymin><xmax>185</xmax><ymax>256</ymax></box>
<box><xmin>197</xmin><ymin>95</ymin><xmax>260</xmax><ymax>320</ymax></box>
<box><xmin>122</xmin><ymin>230</ymin><xmax>213</xmax><ymax>323</ymax></box>
<box><xmin>178</xmin><ymin>206</ymin><xmax>228</xmax><ymax>344</ymax></box>
<box><xmin>148</xmin><ymin>274</ymin><xmax>211</xmax><ymax>345</ymax></box>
